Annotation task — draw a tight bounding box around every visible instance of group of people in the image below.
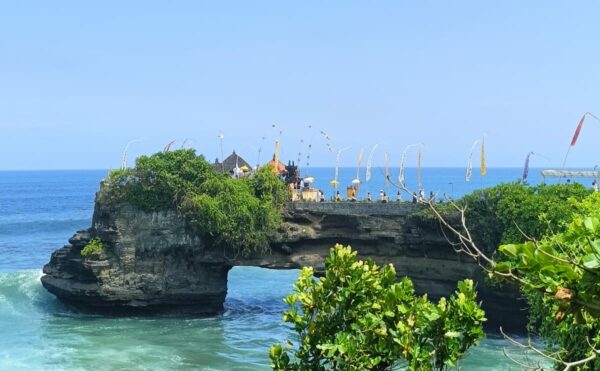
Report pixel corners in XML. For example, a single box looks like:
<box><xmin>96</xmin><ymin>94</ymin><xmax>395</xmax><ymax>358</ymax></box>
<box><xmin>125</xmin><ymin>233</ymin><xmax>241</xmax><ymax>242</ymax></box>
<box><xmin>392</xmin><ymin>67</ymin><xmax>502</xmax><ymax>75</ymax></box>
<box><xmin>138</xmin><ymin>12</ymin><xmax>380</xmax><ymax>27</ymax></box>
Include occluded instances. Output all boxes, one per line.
<box><xmin>411</xmin><ymin>189</ymin><xmax>437</xmax><ymax>204</ymax></box>
<box><xmin>332</xmin><ymin>189</ymin><xmax>436</xmax><ymax>204</ymax></box>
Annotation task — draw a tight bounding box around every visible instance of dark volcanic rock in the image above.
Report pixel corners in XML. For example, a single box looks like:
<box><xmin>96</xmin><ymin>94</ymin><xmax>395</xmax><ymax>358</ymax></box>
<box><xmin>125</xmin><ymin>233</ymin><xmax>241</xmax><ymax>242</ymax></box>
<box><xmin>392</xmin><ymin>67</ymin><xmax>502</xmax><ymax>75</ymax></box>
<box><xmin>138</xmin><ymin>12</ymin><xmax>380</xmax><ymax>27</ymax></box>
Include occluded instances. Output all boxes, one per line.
<box><xmin>42</xmin><ymin>202</ymin><xmax>229</xmax><ymax>315</ymax></box>
<box><xmin>240</xmin><ymin>202</ymin><xmax>528</xmax><ymax>331</ymax></box>
<box><xmin>42</xmin><ymin>194</ymin><xmax>527</xmax><ymax>331</ymax></box>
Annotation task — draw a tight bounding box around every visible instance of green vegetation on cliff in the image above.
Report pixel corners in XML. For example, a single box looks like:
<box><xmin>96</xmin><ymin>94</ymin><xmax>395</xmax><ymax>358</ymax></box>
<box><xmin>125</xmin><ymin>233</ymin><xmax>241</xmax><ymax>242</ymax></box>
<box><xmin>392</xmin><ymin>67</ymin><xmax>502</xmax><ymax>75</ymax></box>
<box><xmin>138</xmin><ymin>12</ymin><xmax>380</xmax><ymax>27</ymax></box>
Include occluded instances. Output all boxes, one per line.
<box><xmin>81</xmin><ymin>237</ymin><xmax>105</xmax><ymax>257</ymax></box>
<box><xmin>270</xmin><ymin>245</ymin><xmax>486</xmax><ymax>371</ymax></box>
<box><xmin>417</xmin><ymin>182</ymin><xmax>592</xmax><ymax>251</ymax></box>
<box><xmin>460</xmin><ymin>182</ymin><xmax>591</xmax><ymax>249</ymax></box>
<box><xmin>101</xmin><ymin>149</ymin><xmax>288</xmax><ymax>256</ymax></box>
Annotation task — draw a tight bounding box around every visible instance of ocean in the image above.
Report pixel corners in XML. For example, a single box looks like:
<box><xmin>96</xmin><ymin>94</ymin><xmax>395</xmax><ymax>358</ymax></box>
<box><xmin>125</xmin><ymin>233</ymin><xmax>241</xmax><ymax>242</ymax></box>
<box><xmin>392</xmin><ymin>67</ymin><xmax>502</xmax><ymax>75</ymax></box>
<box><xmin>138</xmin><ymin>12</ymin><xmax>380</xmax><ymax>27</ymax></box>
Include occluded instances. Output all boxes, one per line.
<box><xmin>0</xmin><ymin>168</ymin><xmax>575</xmax><ymax>370</ymax></box>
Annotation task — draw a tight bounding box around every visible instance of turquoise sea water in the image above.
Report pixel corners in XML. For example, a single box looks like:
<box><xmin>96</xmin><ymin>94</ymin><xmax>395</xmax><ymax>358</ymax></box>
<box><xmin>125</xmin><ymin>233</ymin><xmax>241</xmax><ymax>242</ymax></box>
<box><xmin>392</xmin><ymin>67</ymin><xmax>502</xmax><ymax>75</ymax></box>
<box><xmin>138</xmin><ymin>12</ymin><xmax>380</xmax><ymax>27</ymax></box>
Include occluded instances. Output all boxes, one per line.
<box><xmin>0</xmin><ymin>168</ymin><xmax>575</xmax><ymax>370</ymax></box>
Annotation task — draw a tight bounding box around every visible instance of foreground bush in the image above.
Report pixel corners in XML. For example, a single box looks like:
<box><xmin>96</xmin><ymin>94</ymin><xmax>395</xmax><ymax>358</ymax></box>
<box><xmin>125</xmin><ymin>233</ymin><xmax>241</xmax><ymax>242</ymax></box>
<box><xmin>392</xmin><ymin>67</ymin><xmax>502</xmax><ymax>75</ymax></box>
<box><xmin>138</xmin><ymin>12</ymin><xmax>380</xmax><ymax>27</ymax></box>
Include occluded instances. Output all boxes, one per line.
<box><xmin>494</xmin><ymin>192</ymin><xmax>600</xmax><ymax>369</ymax></box>
<box><xmin>425</xmin><ymin>184</ymin><xmax>600</xmax><ymax>369</ymax></box>
<box><xmin>270</xmin><ymin>245</ymin><xmax>486</xmax><ymax>370</ymax></box>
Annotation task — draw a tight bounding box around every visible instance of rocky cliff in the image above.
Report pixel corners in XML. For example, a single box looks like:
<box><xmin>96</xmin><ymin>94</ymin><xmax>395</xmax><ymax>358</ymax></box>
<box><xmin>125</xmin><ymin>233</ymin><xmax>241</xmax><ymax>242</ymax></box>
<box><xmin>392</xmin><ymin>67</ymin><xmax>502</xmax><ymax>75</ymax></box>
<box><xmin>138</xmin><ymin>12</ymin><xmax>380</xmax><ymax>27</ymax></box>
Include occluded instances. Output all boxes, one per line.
<box><xmin>42</xmin><ymin>197</ymin><xmax>527</xmax><ymax>330</ymax></box>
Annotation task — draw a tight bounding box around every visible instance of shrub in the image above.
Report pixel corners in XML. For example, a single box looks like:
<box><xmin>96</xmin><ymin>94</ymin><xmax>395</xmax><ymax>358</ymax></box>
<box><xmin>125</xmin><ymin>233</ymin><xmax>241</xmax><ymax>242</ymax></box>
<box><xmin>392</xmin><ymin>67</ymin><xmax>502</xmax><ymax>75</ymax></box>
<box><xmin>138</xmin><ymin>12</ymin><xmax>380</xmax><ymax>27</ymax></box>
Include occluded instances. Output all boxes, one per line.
<box><xmin>269</xmin><ymin>244</ymin><xmax>486</xmax><ymax>371</ymax></box>
<box><xmin>423</xmin><ymin>183</ymin><xmax>591</xmax><ymax>251</ymax></box>
<box><xmin>102</xmin><ymin>149</ymin><xmax>288</xmax><ymax>256</ymax></box>
<box><xmin>428</xmin><ymin>185</ymin><xmax>600</xmax><ymax>369</ymax></box>
<box><xmin>81</xmin><ymin>238</ymin><xmax>105</xmax><ymax>257</ymax></box>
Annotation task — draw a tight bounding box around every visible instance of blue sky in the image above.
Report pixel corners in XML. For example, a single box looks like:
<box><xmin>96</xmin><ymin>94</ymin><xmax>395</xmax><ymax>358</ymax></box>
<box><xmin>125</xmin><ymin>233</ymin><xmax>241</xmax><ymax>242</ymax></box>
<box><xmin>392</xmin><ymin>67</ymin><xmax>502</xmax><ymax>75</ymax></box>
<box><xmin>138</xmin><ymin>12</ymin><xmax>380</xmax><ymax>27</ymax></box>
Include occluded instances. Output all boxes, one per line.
<box><xmin>1</xmin><ymin>1</ymin><xmax>599</xmax><ymax>170</ymax></box>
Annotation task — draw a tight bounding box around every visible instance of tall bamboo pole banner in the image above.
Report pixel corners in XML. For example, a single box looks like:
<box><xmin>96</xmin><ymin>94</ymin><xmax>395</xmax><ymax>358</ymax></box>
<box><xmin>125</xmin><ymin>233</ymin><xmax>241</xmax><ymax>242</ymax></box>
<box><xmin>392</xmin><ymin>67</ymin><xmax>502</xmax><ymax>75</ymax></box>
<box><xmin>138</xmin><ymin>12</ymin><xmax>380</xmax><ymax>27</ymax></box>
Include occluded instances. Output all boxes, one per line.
<box><xmin>257</xmin><ymin>135</ymin><xmax>266</xmax><ymax>170</ymax></box>
<box><xmin>480</xmin><ymin>138</ymin><xmax>487</xmax><ymax>176</ymax></box>
<box><xmin>365</xmin><ymin>143</ymin><xmax>381</xmax><ymax>182</ymax></box>
<box><xmin>332</xmin><ymin>147</ymin><xmax>351</xmax><ymax>195</ymax></box>
<box><xmin>572</xmin><ymin>114</ymin><xmax>587</xmax><ymax>146</ymax></box>
<box><xmin>562</xmin><ymin>112</ymin><xmax>600</xmax><ymax>168</ymax></box>
<box><xmin>417</xmin><ymin>144</ymin><xmax>423</xmax><ymax>190</ymax></box>
<box><xmin>355</xmin><ymin>148</ymin><xmax>365</xmax><ymax>183</ymax></box>
<box><xmin>121</xmin><ymin>138</ymin><xmax>144</xmax><ymax>170</ymax></box>
<box><xmin>163</xmin><ymin>140</ymin><xmax>176</xmax><ymax>153</ymax></box>
<box><xmin>302</xmin><ymin>127</ymin><xmax>333</xmax><ymax>167</ymax></box>
<box><xmin>320</xmin><ymin>130</ymin><xmax>333</xmax><ymax>153</ymax></box>
<box><xmin>465</xmin><ymin>139</ymin><xmax>481</xmax><ymax>182</ymax></box>
<box><xmin>305</xmin><ymin>125</ymin><xmax>315</xmax><ymax>167</ymax></box>
<box><xmin>297</xmin><ymin>138</ymin><xmax>304</xmax><ymax>166</ymax></box>
<box><xmin>218</xmin><ymin>132</ymin><xmax>225</xmax><ymax>172</ymax></box>
<box><xmin>384</xmin><ymin>152</ymin><xmax>390</xmax><ymax>196</ymax></box>
<box><xmin>305</xmin><ymin>125</ymin><xmax>332</xmax><ymax>167</ymax></box>
<box><xmin>399</xmin><ymin>153</ymin><xmax>406</xmax><ymax>186</ymax></box>
<box><xmin>399</xmin><ymin>143</ymin><xmax>421</xmax><ymax>187</ymax></box>
<box><xmin>522</xmin><ymin>151</ymin><xmax>534</xmax><ymax>184</ymax></box>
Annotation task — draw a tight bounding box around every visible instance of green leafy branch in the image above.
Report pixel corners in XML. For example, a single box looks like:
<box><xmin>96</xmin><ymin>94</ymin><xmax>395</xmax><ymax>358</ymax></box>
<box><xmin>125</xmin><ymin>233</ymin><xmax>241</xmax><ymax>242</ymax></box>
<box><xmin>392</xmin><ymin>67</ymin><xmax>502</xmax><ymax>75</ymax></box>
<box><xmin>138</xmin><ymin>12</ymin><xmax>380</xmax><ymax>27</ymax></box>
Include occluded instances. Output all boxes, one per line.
<box><xmin>270</xmin><ymin>244</ymin><xmax>486</xmax><ymax>371</ymax></box>
<box><xmin>416</xmin><ymin>186</ymin><xmax>600</xmax><ymax>370</ymax></box>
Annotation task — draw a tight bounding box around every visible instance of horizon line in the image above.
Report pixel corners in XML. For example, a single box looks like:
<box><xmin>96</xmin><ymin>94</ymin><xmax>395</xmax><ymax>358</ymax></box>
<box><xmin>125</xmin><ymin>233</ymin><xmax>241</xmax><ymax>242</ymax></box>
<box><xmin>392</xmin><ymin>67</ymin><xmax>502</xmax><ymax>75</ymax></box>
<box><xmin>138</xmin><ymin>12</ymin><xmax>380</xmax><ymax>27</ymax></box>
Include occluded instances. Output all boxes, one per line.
<box><xmin>0</xmin><ymin>166</ymin><xmax>596</xmax><ymax>172</ymax></box>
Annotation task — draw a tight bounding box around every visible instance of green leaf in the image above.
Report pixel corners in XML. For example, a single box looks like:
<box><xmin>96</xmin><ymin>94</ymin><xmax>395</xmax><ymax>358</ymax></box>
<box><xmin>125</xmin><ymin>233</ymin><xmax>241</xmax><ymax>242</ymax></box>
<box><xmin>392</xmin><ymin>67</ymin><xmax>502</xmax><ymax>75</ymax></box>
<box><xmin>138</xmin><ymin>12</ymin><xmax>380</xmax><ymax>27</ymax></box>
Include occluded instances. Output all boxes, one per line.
<box><xmin>584</xmin><ymin>217</ymin><xmax>597</xmax><ymax>232</ymax></box>
<box><xmin>269</xmin><ymin>344</ymin><xmax>283</xmax><ymax>358</ymax></box>
<box><xmin>425</xmin><ymin>311</ymin><xmax>441</xmax><ymax>321</ymax></box>
<box><xmin>445</xmin><ymin>331</ymin><xmax>461</xmax><ymax>338</ymax></box>
<box><xmin>582</xmin><ymin>254</ymin><xmax>600</xmax><ymax>269</ymax></box>
<box><xmin>499</xmin><ymin>244</ymin><xmax>518</xmax><ymax>258</ymax></box>
<box><xmin>591</xmin><ymin>240</ymin><xmax>600</xmax><ymax>256</ymax></box>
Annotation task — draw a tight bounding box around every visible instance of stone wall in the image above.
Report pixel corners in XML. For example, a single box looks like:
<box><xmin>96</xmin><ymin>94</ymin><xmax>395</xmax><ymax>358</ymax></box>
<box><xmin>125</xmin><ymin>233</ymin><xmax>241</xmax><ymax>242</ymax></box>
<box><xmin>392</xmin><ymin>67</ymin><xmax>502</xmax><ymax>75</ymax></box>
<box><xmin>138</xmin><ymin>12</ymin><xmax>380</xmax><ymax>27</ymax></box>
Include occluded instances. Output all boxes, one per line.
<box><xmin>288</xmin><ymin>201</ymin><xmax>420</xmax><ymax>216</ymax></box>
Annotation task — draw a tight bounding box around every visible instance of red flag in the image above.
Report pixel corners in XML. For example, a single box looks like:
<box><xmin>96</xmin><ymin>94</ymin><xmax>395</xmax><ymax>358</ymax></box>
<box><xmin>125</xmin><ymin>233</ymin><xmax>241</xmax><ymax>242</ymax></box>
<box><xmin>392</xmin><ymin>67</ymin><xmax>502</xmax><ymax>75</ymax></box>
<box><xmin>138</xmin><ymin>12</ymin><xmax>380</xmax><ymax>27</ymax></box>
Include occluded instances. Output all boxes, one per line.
<box><xmin>570</xmin><ymin>114</ymin><xmax>586</xmax><ymax>146</ymax></box>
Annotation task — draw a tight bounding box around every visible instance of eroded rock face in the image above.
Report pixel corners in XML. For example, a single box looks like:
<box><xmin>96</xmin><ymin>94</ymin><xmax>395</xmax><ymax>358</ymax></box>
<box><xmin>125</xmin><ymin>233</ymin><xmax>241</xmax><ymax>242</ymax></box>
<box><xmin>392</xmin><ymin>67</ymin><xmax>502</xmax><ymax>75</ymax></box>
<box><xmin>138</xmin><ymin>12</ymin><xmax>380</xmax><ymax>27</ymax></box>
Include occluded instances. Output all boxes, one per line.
<box><xmin>42</xmin><ymin>199</ymin><xmax>526</xmax><ymax>330</ymax></box>
<box><xmin>42</xmin><ymin>201</ymin><xmax>230</xmax><ymax>314</ymax></box>
<box><xmin>241</xmin><ymin>202</ymin><xmax>526</xmax><ymax>331</ymax></box>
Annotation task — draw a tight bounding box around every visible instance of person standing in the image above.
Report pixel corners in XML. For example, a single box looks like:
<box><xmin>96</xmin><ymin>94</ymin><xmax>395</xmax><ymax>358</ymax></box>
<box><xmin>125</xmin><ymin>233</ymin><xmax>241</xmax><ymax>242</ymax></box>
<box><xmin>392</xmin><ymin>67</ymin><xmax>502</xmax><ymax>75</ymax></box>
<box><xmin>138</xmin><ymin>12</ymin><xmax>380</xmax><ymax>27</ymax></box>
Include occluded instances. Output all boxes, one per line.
<box><xmin>335</xmin><ymin>190</ymin><xmax>342</xmax><ymax>202</ymax></box>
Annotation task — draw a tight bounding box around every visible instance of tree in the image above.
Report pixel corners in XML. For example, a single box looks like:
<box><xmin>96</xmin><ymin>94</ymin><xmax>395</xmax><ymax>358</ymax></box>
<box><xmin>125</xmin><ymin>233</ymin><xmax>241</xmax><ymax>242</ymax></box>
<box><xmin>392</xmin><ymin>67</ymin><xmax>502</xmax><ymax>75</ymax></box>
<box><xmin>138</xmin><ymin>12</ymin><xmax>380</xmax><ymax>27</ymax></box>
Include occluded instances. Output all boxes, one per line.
<box><xmin>421</xmin><ymin>186</ymin><xmax>600</xmax><ymax>370</ymax></box>
<box><xmin>269</xmin><ymin>244</ymin><xmax>486</xmax><ymax>371</ymax></box>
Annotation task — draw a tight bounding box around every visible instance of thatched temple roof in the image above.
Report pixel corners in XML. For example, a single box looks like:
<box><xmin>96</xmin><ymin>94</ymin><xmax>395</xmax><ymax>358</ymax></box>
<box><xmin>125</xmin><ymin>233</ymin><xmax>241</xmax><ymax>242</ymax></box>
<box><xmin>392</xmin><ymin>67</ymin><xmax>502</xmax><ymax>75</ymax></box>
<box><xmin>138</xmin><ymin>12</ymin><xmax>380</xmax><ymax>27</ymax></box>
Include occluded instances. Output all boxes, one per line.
<box><xmin>214</xmin><ymin>151</ymin><xmax>253</xmax><ymax>173</ymax></box>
